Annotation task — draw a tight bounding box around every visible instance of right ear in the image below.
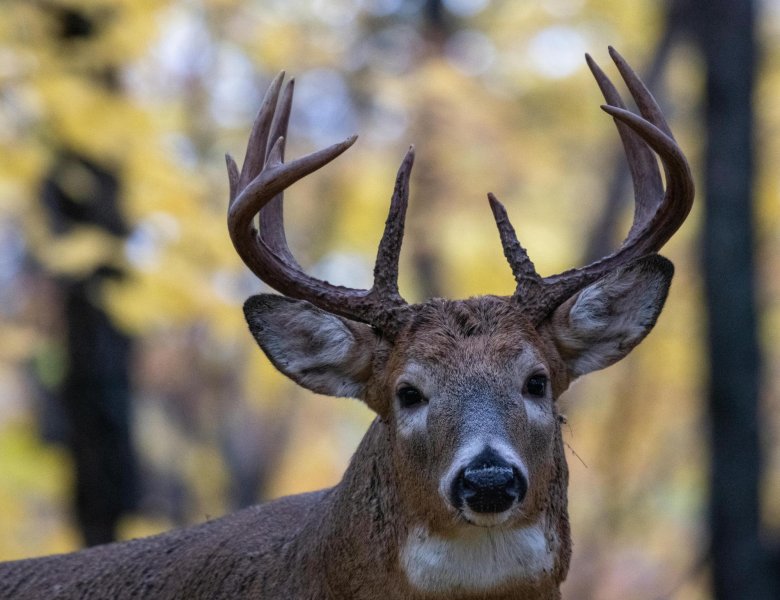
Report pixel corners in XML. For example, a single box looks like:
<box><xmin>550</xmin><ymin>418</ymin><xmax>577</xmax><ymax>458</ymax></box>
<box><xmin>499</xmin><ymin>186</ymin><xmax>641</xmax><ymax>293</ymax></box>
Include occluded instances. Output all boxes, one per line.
<box><xmin>243</xmin><ymin>294</ymin><xmax>377</xmax><ymax>399</ymax></box>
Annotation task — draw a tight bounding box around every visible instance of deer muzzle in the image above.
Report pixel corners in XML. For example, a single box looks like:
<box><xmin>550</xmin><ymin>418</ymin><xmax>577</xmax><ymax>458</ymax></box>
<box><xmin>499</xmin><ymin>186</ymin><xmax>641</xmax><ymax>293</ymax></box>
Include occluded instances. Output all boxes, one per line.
<box><xmin>451</xmin><ymin>447</ymin><xmax>527</xmax><ymax>515</ymax></box>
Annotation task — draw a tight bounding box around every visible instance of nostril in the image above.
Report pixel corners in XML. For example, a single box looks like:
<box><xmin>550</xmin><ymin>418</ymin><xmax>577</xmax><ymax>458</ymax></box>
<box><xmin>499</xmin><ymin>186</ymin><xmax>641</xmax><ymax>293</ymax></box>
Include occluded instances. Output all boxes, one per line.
<box><xmin>453</xmin><ymin>464</ymin><xmax>527</xmax><ymax>514</ymax></box>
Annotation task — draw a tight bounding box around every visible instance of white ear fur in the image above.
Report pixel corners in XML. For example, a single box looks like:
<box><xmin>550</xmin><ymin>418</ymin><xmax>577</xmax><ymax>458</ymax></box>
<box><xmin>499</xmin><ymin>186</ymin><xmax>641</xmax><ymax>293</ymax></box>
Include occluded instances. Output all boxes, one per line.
<box><xmin>243</xmin><ymin>295</ymin><xmax>375</xmax><ymax>398</ymax></box>
<box><xmin>547</xmin><ymin>254</ymin><xmax>674</xmax><ymax>380</ymax></box>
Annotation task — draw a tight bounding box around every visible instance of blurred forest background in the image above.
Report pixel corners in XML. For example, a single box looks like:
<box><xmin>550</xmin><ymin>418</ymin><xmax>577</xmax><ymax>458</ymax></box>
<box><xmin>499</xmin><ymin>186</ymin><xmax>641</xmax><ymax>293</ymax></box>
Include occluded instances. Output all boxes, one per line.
<box><xmin>0</xmin><ymin>0</ymin><xmax>779</xmax><ymax>598</ymax></box>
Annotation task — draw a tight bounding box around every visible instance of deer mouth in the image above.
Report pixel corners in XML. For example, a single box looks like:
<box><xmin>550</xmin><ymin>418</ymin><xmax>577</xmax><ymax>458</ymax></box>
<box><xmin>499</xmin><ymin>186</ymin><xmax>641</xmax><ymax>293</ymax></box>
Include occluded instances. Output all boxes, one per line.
<box><xmin>459</xmin><ymin>508</ymin><xmax>515</xmax><ymax>528</ymax></box>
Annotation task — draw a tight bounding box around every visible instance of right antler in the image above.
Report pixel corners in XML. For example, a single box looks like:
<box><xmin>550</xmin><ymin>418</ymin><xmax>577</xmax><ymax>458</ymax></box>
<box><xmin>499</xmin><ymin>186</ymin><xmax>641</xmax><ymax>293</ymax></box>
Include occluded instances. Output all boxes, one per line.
<box><xmin>489</xmin><ymin>47</ymin><xmax>694</xmax><ymax>321</ymax></box>
<box><xmin>227</xmin><ymin>72</ymin><xmax>413</xmax><ymax>330</ymax></box>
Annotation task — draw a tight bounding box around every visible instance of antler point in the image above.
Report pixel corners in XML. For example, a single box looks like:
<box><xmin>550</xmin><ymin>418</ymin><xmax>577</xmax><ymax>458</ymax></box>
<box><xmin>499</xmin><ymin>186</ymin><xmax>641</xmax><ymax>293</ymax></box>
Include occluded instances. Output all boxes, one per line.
<box><xmin>608</xmin><ymin>46</ymin><xmax>625</xmax><ymax>63</ymax></box>
<box><xmin>487</xmin><ymin>193</ymin><xmax>505</xmax><ymax>214</ymax></box>
<box><xmin>269</xmin><ymin>71</ymin><xmax>286</xmax><ymax>88</ymax></box>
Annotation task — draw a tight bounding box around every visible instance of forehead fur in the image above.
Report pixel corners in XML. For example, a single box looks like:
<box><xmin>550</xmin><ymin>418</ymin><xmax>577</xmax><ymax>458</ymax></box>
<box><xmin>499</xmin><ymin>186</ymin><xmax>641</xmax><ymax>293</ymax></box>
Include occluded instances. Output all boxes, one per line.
<box><xmin>395</xmin><ymin>296</ymin><xmax>539</xmax><ymax>362</ymax></box>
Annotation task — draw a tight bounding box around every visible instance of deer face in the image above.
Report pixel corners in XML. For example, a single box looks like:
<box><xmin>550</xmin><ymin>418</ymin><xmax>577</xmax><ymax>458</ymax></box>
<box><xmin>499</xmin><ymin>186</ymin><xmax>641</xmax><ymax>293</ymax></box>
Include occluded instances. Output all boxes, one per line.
<box><xmin>244</xmin><ymin>253</ymin><xmax>673</xmax><ymax>533</ymax></box>
<box><xmin>381</xmin><ymin>298</ymin><xmax>560</xmax><ymax>530</ymax></box>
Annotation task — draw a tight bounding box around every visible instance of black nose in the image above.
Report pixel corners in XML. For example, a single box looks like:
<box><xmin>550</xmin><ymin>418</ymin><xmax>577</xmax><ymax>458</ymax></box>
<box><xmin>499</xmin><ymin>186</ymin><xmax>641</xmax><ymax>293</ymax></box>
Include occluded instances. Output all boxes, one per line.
<box><xmin>452</xmin><ymin>447</ymin><xmax>527</xmax><ymax>514</ymax></box>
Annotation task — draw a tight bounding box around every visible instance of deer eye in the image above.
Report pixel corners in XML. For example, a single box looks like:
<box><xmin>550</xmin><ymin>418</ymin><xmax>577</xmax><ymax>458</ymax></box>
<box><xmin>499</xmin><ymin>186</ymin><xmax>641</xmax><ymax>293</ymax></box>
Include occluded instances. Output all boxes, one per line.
<box><xmin>397</xmin><ymin>385</ymin><xmax>426</xmax><ymax>408</ymax></box>
<box><xmin>525</xmin><ymin>374</ymin><xmax>548</xmax><ymax>398</ymax></box>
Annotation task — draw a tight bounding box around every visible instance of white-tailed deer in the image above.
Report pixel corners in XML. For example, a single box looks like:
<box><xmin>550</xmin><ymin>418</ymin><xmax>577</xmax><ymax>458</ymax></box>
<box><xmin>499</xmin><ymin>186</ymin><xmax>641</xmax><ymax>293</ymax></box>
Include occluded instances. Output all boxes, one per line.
<box><xmin>0</xmin><ymin>48</ymin><xmax>693</xmax><ymax>599</ymax></box>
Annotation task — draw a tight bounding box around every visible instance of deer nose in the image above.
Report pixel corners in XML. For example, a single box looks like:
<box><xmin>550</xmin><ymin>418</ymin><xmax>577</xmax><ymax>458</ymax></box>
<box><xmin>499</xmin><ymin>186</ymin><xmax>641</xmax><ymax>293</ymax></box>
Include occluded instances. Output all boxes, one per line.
<box><xmin>452</xmin><ymin>448</ymin><xmax>527</xmax><ymax>514</ymax></box>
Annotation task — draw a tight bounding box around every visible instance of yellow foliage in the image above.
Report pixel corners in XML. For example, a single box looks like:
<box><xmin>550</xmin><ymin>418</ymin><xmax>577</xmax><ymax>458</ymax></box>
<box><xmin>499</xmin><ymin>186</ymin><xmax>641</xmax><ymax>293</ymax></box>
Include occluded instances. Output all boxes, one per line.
<box><xmin>0</xmin><ymin>146</ymin><xmax>48</xmax><ymax>207</ymax></box>
<box><xmin>37</xmin><ymin>75</ymin><xmax>147</xmax><ymax>161</ymax></box>
<box><xmin>0</xmin><ymin>3</ymin><xmax>777</xmax><ymax>598</ymax></box>
<box><xmin>0</xmin><ymin>423</ymin><xmax>78</xmax><ymax>560</ymax></box>
<box><xmin>35</xmin><ymin>226</ymin><xmax>124</xmax><ymax>276</ymax></box>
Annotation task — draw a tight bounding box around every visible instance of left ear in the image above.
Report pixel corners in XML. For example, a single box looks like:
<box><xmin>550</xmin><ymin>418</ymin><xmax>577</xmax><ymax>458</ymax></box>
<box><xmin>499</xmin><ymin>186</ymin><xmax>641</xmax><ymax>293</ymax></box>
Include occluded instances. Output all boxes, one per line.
<box><xmin>543</xmin><ymin>254</ymin><xmax>674</xmax><ymax>380</ymax></box>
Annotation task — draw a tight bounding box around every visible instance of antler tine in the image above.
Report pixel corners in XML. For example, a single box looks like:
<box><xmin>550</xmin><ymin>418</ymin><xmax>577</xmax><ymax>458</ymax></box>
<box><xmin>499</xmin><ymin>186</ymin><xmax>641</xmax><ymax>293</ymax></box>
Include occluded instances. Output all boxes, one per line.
<box><xmin>600</xmin><ymin>105</ymin><xmax>693</xmax><ymax>247</ymax></box>
<box><xmin>228</xmin><ymin>130</ymin><xmax>358</xmax><ymax>278</ymax></box>
<box><xmin>228</xmin><ymin>73</ymin><xmax>412</xmax><ymax>330</ymax></box>
<box><xmin>517</xmin><ymin>50</ymin><xmax>694</xmax><ymax>321</ymax></box>
<box><xmin>236</xmin><ymin>72</ymin><xmax>286</xmax><ymax>195</ymax></box>
<box><xmin>226</xmin><ymin>154</ymin><xmax>240</xmax><ymax>204</ymax></box>
<box><xmin>608</xmin><ymin>46</ymin><xmax>674</xmax><ymax>139</ymax></box>
<box><xmin>258</xmin><ymin>78</ymin><xmax>297</xmax><ymax>266</ymax></box>
<box><xmin>487</xmin><ymin>193</ymin><xmax>542</xmax><ymax>296</ymax></box>
<box><xmin>586</xmin><ymin>53</ymin><xmax>663</xmax><ymax>232</ymax></box>
<box><xmin>598</xmin><ymin>46</ymin><xmax>694</xmax><ymax>253</ymax></box>
<box><xmin>370</xmin><ymin>147</ymin><xmax>414</xmax><ymax>304</ymax></box>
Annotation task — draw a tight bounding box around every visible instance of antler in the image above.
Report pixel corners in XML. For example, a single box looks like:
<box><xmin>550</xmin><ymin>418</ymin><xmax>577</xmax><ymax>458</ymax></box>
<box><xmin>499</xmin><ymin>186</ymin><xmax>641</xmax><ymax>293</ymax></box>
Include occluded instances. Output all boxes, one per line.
<box><xmin>490</xmin><ymin>47</ymin><xmax>694</xmax><ymax>321</ymax></box>
<box><xmin>227</xmin><ymin>72</ymin><xmax>412</xmax><ymax>330</ymax></box>
<box><xmin>229</xmin><ymin>49</ymin><xmax>693</xmax><ymax>332</ymax></box>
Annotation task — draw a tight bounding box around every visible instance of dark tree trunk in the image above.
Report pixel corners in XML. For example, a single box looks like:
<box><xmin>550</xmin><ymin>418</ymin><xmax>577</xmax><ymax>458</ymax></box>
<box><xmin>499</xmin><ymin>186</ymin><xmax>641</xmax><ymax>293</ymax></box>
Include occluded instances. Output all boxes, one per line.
<box><xmin>61</xmin><ymin>274</ymin><xmax>137</xmax><ymax>546</ymax></box>
<box><xmin>688</xmin><ymin>0</ymin><xmax>778</xmax><ymax>596</ymax></box>
<box><xmin>41</xmin><ymin>149</ymin><xmax>138</xmax><ymax>547</ymax></box>
<box><xmin>36</xmin><ymin>5</ymin><xmax>139</xmax><ymax>548</ymax></box>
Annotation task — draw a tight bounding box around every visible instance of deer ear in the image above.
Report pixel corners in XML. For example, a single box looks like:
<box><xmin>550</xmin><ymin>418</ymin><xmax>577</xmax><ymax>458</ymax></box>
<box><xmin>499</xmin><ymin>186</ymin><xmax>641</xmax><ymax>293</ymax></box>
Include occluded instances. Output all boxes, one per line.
<box><xmin>545</xmin><ymin>254</ymin><xmax>673</xmax><ymax>380</ymax></box>
<box><xmin>243</xmin><ymin>295</ymin><xmax>376</xmax><ymax>399</ymax></box>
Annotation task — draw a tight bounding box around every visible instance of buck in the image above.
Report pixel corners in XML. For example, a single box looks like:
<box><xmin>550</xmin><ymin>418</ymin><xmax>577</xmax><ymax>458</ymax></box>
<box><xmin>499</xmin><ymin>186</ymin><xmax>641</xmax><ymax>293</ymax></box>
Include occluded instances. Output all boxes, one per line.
<box><xmin>0</xmin><ymin>48</ymin><xmax>693</xmax><ymax>599</ymax></box>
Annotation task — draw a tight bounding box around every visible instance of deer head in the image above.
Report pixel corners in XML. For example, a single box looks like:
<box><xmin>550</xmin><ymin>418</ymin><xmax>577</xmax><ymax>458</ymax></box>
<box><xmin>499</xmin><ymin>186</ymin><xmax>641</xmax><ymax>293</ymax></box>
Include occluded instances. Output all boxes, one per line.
<box><xmin>227</xmin><ymin>47</ymin><xmax>693</xmax><ymax>593</ymax></box>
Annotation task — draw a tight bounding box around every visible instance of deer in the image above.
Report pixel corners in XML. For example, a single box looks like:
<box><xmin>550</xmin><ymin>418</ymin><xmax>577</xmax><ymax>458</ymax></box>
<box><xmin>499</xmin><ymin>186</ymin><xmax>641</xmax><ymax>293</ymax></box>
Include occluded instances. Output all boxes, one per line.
<box><xmin>0</xmin><ymin>47</ymin><xmax>693</xmax><ymax>600</ymax></box>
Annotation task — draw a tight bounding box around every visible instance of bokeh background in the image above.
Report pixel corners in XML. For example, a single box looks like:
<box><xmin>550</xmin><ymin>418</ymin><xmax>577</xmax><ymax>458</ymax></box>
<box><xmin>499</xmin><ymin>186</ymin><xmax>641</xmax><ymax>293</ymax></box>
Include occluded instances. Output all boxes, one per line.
<box><xmin>0</xmin><ymin>0</ymin><xmax>778</xmax><ymax>598</ymax></box>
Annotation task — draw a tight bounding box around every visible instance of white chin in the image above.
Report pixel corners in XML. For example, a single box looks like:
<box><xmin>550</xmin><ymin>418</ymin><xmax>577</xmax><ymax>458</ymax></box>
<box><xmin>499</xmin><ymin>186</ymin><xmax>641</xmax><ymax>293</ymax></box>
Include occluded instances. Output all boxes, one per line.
<box><xmin>462</xmin><ymin>509</ymin><xmax>513</xmax><ymax>527</ymax></box>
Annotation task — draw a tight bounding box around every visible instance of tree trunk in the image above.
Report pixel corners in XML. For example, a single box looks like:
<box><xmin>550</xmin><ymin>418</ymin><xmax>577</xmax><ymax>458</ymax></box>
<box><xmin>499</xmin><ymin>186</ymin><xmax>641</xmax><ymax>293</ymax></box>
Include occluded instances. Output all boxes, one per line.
<box><xmin>690</xmin><ymin>0</ymin><xmax>777</xmax><ymax>596</ymax></box>
<box><xmin>41</xmin><ymin>148</ymin><xmax>138</xmax><ymax>546</ymax></box>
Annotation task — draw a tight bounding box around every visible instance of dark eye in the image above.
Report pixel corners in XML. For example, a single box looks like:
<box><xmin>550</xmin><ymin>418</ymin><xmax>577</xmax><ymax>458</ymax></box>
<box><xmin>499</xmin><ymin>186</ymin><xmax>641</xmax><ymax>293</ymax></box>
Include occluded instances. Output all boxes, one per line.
<box><xmin>525</xmin><ymin>374</ymin><xmax>547</xmax><ymax>398</ymax></box>
<box><xmin>397</xmin><ymin>385</ymin><xmax>426</xmax><ymax>408</ymax></box>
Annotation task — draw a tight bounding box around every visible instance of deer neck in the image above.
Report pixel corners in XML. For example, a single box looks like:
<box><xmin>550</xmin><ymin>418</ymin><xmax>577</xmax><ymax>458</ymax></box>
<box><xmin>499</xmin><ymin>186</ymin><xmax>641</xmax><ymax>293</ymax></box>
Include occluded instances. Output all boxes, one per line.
<box><xmin>310</xmin><ymin>418</ymin><xmax>402</xmax><ymax>597</ymax></box>
<box><xmin>310</xmin><ymin>418</ymin><xmax>571</xmax><ymax>599</ymax></box>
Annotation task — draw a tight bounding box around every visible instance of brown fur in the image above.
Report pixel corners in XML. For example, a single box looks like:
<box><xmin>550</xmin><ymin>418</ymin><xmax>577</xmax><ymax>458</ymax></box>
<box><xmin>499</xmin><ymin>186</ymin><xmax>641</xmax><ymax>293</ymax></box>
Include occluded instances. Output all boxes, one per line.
<box><xmin>0</xmin><ymin>420</ymin><xmax>563</xmax><ymax>600</ymax></box>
